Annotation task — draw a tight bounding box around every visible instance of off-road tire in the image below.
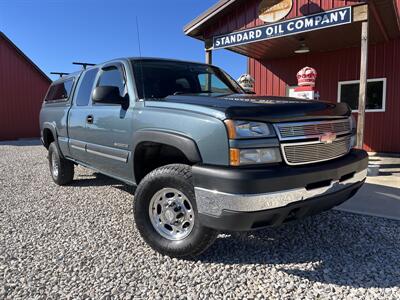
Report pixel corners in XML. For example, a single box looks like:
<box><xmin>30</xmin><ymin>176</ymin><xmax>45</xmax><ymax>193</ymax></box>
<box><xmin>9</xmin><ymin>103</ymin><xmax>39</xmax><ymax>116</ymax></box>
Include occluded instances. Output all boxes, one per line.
<box><xmin>48</xmin><ymin>142</ymin><xmax>74</xmax><ymax>185</ymax></box>
<box><xmin>133</xmin><ymin>164</ymin><xmax>218</xmax><ymax>258</ymax></box>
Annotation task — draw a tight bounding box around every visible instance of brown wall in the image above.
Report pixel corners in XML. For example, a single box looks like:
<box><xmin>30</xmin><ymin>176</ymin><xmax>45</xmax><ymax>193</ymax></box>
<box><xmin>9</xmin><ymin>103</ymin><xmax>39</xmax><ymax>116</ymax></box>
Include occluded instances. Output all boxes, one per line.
<box><xmin>0</xmin><ymin>35</ymin><xmax>51</xmax><ymax>140</ymax></box>
<box><xmin>249</xmin><ymin>39</ymin><xmax>400</xmax><ymax>153</ymax></box>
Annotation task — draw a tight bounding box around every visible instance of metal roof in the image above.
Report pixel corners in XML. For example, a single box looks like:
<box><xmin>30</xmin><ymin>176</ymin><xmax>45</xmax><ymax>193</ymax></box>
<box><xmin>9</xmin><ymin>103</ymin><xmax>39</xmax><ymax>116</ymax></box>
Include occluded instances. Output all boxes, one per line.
<box><xmin>183</xmin><ymin>0</ymin><xmax>239</xmax><ymax>38</ymax></box>
<box><xmin>184</xmin><ymin>0</ymin><xmax>400</xmax><ymax>41</ymax></box>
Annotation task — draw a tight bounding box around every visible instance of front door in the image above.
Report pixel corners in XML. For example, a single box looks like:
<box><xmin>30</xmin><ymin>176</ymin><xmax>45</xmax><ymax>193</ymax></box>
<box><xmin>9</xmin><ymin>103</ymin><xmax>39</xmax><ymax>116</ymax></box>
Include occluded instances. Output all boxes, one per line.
<box><xmin>83</xmin><ymin>62</ymin><xmax>133</xmax><ymax>181</ymax></box>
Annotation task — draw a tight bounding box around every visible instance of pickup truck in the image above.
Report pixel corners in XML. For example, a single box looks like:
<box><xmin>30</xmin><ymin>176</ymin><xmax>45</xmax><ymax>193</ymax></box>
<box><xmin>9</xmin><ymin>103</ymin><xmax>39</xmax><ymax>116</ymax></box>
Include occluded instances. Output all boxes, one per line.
<box><xmin>40</xmin><ymin>58</ymin><xmax>368</xmax><ymax>257</ymax></box>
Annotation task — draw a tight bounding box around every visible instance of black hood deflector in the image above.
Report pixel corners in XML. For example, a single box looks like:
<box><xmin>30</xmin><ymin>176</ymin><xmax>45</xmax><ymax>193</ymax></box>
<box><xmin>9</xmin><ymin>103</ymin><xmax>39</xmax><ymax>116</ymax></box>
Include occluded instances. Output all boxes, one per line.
<box><xmin>160</xmin><ymin>94</ymin><xmax>351</xmax><ymax>122</ymax></box>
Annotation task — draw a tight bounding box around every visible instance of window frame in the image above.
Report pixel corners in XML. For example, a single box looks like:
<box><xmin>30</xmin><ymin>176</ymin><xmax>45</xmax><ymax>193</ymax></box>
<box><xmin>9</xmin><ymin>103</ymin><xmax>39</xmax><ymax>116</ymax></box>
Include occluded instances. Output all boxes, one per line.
<box><xmin>337</xmin><ymin>78</ymin><xmax>387</xmax><ymax>113</ymax></box>
<box><xmin>92</xmin><ymin>62</ymin><xmax>127</xmax><ymax>106</ymax></box>
<box><xmin>45</xmin><ymin>78</ymin><xmax>75</xmax><ymax>103</ymax></box>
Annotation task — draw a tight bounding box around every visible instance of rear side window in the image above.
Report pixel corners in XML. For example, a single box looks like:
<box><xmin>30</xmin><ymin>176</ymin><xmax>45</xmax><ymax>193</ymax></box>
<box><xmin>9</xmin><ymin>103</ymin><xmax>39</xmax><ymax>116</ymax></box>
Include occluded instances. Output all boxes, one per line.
<box><xmin>45</xmin><ymin>79</ymin><xmax>74</xmax><ymax>102</ymax></box>
<box><xmin>75</xmin><ymin>68</ymin><xmax>98</xmax><ymax>106</ymax></box>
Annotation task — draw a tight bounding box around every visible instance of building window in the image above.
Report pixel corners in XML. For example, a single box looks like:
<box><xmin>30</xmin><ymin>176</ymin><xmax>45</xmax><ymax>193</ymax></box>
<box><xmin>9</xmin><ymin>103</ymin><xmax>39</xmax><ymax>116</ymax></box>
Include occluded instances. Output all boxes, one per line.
<box><xmin>338</xmin><ymin>78</ymin><xmax>386</xmax><ymax>112</ymax></box>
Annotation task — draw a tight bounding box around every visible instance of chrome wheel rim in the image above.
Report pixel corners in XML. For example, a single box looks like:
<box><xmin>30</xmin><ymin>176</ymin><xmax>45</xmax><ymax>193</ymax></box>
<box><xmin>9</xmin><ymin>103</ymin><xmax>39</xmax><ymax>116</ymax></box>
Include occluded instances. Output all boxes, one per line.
<box><xmin>51</xmin><ymin>152</ymin><xmax>59</xmax><ymax>178</ymax></box>
<box><xmin>149</xmin><ymin>188</ymin><xmax>195</xmax><ymax>241</ymax></box>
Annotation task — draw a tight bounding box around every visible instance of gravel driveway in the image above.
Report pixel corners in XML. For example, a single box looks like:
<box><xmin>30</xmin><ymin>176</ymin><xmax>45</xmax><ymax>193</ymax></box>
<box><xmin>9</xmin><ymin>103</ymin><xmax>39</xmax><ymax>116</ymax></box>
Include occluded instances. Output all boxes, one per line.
<box><xmin>1</xmin><ymin>142</ymin><xmax>399</xmax><ymax>299</ymax></box>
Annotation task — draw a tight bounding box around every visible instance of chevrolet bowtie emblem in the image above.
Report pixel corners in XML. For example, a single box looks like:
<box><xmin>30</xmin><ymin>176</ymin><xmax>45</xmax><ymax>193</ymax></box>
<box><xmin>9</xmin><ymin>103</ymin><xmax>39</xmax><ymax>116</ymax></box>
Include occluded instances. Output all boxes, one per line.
<box><xmin>320</xmin><ymin>132</ymin><xmax>337</xmax><ymax>144</ymax></box>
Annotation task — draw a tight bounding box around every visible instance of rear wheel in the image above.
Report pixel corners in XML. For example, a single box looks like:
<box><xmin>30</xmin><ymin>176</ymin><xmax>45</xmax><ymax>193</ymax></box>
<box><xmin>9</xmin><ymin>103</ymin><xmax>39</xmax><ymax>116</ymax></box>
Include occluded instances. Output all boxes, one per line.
<box><xmin>48</xmin><ymin>142</ymin><xmax>74</xmax><ymax>185</ymax></box>
<box><xmin>133</xmin><ymin>164</ymin><xmax>218</xmax><ymax>258</ymax></box>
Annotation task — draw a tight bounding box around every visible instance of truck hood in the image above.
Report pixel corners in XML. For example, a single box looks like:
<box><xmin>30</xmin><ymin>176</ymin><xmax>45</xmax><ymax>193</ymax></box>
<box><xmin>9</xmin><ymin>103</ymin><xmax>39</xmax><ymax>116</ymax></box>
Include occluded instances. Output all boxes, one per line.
<box><xmin>148</xmin><ymin>94</ymin><xmax>351</xmax><ymax>122</ymax></box>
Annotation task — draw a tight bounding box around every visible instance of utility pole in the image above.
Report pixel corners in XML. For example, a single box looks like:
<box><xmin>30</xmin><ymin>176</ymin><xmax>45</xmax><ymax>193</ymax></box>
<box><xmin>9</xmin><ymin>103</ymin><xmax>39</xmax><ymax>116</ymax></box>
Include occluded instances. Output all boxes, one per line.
<box><xmin>205</xmin><ymin>39</ymin><xmax>213</xmax><ymax>64</ymax></box>
<box><xmin>356</xmin><ymin>16</ymin><xmax>369</xmax><ymax>149</ymax></box>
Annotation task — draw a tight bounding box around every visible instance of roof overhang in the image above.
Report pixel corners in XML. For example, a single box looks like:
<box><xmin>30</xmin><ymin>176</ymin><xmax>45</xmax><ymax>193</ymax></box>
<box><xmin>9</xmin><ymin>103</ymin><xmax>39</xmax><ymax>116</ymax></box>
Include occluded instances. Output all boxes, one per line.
<box><xmin>184</xmin><ymin>0</ymin><xmax>400</xmax><ymax>61</ymax></box>
<box><xmin>184</xmin><ymin>0</ymin><xmax>239</xmax><ymax>38</ymax></box>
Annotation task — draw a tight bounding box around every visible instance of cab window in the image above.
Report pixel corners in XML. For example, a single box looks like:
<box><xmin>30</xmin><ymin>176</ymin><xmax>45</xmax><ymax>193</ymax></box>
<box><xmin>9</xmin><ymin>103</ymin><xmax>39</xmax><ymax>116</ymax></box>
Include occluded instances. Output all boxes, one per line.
<box><xmin>45</xmin><ymin>78</ymin><xmax>74</xmax><ymax>102</ymax></box>
<box><xmin>198</xmin><ymin>73</ymin><xmax>232</xmax><ymax>94</ymax></box>
<box><xmin>75</xmin><ymin>68</ymin><xmax>98</xmax><ymax>106</ymax></box>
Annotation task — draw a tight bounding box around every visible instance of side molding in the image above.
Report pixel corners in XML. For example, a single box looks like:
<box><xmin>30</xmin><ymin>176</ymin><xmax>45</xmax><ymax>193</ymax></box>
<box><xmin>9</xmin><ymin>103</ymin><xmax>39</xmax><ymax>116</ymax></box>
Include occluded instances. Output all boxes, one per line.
<box><xmin>132</xmin><ymin>130</ymin><xmax>202</xmax><ymax>163</ymax></box>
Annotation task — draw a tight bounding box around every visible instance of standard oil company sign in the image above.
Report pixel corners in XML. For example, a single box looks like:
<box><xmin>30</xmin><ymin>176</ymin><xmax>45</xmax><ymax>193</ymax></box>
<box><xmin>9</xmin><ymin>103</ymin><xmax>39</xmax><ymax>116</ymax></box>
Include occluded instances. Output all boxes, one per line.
<box><xmin>213</xmin><ymin>6</ymin><xmax>352</xmax><ymax>49</ymax></box>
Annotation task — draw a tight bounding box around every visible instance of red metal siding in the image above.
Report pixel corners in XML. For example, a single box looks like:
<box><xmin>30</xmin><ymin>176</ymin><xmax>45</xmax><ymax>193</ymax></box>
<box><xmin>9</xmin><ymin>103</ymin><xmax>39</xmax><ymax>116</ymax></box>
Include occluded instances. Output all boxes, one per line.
<box><xmin>249</xmin><ymin>39</ymin><xmax>400</xmax><ymax>153</ymax></box>
<box><xmin>200</xmin><ymin>0</ymin><xmax>400</xmax><ymax>153</ymax></box>
<box><xmin>204</xmin><ymin>0</ymin><xmax>366</xmax><ymax>38</ymax></box>
<box><xmin>0</xmin><ymin>36</ymin><xmax>50</xmax><ymax>140</ymax></box>
<box><xmin>398</xmin><ymin>0</ymin><xmax>400</xmax><ymax>16</ymax></box>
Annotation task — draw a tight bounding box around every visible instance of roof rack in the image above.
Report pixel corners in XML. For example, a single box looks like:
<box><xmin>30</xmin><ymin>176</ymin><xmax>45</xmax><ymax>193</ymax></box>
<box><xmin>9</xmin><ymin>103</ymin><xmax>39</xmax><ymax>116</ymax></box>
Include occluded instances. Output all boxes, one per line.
<box><xmin>72</xmin><ymin>62</ymin><xmax>96</xmax><ymax>70</ymax></box>
<box><xmin>50</xmin><ymin>72</ymin><xmax>70</xmax><ymax>78</ymax></box>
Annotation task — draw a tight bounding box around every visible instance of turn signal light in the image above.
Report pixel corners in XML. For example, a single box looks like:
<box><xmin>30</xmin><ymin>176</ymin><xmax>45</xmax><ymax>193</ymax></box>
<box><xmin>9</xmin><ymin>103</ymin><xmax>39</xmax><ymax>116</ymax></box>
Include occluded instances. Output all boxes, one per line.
<box><xmin>229</xmin><ymin>148</ymin><xmax>240</xmax><ymax>166</ymax></box>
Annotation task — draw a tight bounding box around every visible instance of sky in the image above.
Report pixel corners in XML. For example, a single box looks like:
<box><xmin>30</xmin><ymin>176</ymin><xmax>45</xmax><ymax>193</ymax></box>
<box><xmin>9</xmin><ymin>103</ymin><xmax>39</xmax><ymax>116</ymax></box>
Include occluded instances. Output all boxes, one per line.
<box><xmin>0</xmin><ymin>0</ymin><xmax>247</xmax><ymax>81</ymax></box>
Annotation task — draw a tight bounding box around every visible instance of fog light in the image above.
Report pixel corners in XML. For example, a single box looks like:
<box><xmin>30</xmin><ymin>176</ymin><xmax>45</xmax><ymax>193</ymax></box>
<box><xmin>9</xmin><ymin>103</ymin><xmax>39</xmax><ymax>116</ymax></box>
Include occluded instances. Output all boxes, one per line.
<box><xmin>230</xmin><ymin>148</ymin><xmax>282</xmax><ymax>166</ymax></box>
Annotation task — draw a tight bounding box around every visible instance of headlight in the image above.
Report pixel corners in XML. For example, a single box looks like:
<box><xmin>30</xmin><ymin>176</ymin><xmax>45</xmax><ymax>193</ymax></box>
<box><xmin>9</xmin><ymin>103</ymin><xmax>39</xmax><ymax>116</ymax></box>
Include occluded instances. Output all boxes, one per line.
<box><xmin>224</xmin><ymin>120</ymin><xmax>275</xmax><ymax>139</ymax></box>
<box><xmin>230</xmin><ymin>148</ymin><xmax>282</xmax><ymax>166</ymax></box>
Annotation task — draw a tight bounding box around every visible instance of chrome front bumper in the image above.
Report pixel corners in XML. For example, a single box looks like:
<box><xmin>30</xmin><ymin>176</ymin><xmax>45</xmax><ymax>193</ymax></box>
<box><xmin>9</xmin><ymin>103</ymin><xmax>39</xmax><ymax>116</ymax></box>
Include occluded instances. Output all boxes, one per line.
<box><xmin>195</xmin><ymin>169</ymin><xmax>367</xmax><ymax>217</ymax></box>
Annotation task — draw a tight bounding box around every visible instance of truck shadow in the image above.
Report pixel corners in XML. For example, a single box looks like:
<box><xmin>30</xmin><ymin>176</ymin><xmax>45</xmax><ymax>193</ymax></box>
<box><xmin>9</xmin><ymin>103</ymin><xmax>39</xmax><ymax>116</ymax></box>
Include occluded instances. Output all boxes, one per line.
<box><xmin>69</xmin><ymin>172</ymin><xmax>135</xmax><ymax>194</ymax></box>
<box><xmin>197</xmin><ymin>211</ymin><xmax>400</xmax><ymax>289</ymax></box>
<box><xmin>67</xmin><ymin>170</ymin><xmax>399</xmax><ymax>288</ymax></box>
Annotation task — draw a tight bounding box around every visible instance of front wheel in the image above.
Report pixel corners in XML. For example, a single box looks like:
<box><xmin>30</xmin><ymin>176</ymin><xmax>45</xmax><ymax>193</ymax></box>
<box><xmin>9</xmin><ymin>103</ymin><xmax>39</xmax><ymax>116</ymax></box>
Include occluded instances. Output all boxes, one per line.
<box><xmin>133</xmin><ymin>164</ymin><xmax>218</xmax><ymax>258</ymax></box>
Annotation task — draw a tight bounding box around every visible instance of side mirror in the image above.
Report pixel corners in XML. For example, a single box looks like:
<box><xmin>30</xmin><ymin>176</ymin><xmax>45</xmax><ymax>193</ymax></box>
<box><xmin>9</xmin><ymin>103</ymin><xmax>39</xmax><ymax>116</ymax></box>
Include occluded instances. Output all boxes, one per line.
<box><xmin>92</xmin><ymin>86</ymin><xmax>127</xmax><ymax>106</ymax></box>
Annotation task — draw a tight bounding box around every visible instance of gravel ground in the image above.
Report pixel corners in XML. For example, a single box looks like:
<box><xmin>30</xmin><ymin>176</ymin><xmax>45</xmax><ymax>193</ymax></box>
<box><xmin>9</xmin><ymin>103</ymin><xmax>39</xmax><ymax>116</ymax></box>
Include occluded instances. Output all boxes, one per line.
<box><xmin>1</xmin><ymin>142</ymin><xmax>399</xmax><ymax>299</ymax></box>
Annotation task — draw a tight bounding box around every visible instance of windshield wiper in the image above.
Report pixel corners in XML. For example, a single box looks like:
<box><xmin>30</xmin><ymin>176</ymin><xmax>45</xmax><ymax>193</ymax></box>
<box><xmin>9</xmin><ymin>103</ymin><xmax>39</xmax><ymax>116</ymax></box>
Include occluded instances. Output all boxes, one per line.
<box><xmin>173</xmin><ymin>90</ymin><xmax>214</xmax><ymax>95</ymax></box>
<box><xmin>173</xmin><ymin>91</ymin><xmax>191</xmax><ymax>95</ymax></box>
<box><xmin>172</xmin><ymin>91</ymin><xmax>236</xmax><ymax>96</ymax></box>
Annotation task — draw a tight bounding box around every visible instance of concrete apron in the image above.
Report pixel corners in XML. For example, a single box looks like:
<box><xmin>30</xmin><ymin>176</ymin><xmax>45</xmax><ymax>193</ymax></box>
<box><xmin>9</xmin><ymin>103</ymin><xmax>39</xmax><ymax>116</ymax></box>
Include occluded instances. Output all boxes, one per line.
<box><xmin>336</xmin><ymin>154</ymin><xmax>400</xmax><ymax>221</ymax></box>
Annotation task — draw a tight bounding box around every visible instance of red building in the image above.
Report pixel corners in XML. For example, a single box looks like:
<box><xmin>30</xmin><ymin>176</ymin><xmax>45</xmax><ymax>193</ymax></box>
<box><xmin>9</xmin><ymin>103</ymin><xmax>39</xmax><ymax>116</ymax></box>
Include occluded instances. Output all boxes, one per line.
<box><xmin>0</xmin><ymin>32</ymin><xmax>51</xmax><ymax>141</ymax></box>
<box><xmin>185</xmin><ymin>0</ymin><xmax>400</xmax><ymax>153</ymax></box>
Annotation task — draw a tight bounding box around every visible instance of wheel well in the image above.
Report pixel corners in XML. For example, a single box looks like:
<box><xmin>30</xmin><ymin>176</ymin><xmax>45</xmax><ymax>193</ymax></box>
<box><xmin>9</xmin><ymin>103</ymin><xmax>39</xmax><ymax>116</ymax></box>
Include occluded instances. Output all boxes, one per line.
<box><xmin>134</xmin><ymin>142</ymin><xmax>193</xmax><ymax>184</ymax></box>
<box><xmin>42</xmin><ymin>128</ymin><xmax>55</xmax><ymax>149</ymax></box>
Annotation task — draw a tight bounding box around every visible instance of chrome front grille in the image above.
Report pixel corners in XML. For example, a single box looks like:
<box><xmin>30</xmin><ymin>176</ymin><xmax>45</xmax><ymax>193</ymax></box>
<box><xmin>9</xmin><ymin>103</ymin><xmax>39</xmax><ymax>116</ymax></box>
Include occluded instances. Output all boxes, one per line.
<box><xmin>273</xmin><ymin>118</ymin><xmax>353</xmax><ymax>165</ymax></box>
<box><xmin>275</xmin><ymin>119</ymin><xmax>351</xmax><ymax>140</ymax></box>
<box><xmin>281</xmin><ymin>136</ymin><xmax>352</xmax><ymax>165</ymax></box>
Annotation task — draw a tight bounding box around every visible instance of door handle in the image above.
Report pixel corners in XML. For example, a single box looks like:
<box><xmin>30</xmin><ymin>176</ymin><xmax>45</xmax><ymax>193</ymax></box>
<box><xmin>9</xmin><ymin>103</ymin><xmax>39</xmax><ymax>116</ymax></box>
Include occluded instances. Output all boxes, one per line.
<box><xmin>86</xmin><ymin>115</ymin><xmax>94</xmax><ymax>124</ymax></box>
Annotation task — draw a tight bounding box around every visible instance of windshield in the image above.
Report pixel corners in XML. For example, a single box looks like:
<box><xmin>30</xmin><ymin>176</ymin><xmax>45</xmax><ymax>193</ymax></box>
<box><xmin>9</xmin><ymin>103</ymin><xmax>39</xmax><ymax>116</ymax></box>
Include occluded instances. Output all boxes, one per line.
<box><xmin>131</xmin><ymin>60</ymin><xmax>244</xmax><ymax>99</ymax></box>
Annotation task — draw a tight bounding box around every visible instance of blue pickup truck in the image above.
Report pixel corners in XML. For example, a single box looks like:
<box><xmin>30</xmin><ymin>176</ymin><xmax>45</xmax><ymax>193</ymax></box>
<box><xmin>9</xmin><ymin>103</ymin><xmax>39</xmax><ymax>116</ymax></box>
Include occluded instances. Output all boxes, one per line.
<box><xmin>40</xmin><ymin>58</ymin><xmax>368</xmax><ymax>257</ymax></box>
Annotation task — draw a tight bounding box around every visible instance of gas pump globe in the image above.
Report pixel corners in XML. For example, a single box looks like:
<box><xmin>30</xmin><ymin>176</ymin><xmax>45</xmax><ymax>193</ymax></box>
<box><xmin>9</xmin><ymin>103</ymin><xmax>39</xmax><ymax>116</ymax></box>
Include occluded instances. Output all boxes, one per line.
<box><xmin>237</xmin><ymin>74</ymin><xmax>255</xmax><ymax>93</ymax></box>
<box><xmin>290</xmin><ymin>67</ymin><xmax>320</xmax><ymax>100</ymax></box>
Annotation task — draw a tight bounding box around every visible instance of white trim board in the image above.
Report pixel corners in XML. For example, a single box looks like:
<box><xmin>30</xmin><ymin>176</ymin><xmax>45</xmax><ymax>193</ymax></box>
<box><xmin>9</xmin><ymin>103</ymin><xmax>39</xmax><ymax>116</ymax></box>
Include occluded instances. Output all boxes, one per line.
<box><xmin>337</xmin><ymin>78</ymin><xmax>387</xmax><ymax>113</ymax></box>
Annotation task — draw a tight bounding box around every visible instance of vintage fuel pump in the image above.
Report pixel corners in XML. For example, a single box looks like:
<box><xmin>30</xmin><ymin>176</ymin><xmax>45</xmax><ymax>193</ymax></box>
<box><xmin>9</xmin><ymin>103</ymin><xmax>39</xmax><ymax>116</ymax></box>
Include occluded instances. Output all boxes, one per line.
<box><xmin>289</xmin><ymin>67</ymin><xmax>320</xmax><ymax>100</ymax></box>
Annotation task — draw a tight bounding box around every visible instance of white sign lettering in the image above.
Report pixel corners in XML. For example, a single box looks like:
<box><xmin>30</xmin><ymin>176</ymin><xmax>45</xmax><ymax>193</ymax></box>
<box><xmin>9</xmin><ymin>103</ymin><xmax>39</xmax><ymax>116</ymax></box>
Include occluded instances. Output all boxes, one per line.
<box><xmin>213</xmin><ymin>7</ymin><xmax>352</xmax><ymax>49</ymax></box>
